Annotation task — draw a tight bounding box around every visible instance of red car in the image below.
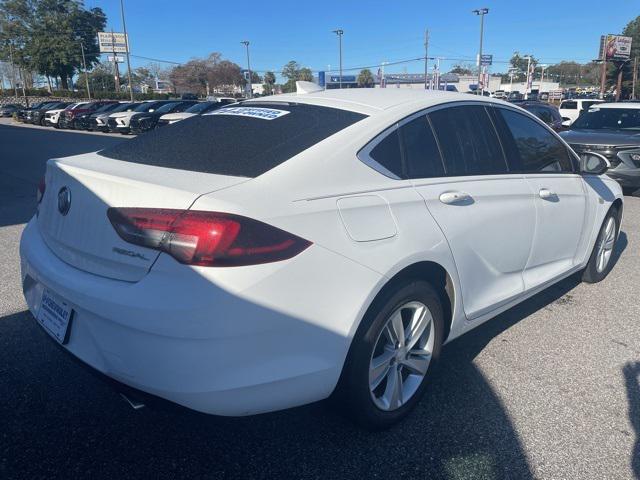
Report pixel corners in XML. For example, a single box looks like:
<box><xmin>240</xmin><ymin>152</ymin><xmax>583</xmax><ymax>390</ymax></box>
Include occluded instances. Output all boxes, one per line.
<box><xmin>58</xmin><ymin>101</ymin><xmax>119</xmax><ymax>129</ymax></box>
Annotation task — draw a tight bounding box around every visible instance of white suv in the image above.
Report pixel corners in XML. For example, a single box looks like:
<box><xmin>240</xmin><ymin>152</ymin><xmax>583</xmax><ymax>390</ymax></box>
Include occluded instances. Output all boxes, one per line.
<box><xmin>559</xmin><ymin>98</ymin><xmax>604</xmax><ymax>126</ymax></box>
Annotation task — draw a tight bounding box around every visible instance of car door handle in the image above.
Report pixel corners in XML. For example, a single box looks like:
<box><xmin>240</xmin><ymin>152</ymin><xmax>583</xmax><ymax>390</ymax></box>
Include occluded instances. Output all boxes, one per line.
<box><xmin>439</xmin><ymin>191</ymin><xmax>472</xmax><ymax>205</ymax></box>
<box><xmin>539</xmin><ymin>188</ymin><xmax>556</xmax><ymax>200</ymax></box>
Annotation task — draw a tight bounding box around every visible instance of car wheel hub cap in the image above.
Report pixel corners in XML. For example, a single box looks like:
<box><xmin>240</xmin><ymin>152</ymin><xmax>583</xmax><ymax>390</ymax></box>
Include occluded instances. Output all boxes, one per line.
<box><xmin>596</xmin><ymin>217</ymin><xmax>616</xmax><ymax>273</ymax></box>
<box><xmin>369</xmin><ymin>301</ymin><xmax>434</xmax><ymax>411</ymax></box>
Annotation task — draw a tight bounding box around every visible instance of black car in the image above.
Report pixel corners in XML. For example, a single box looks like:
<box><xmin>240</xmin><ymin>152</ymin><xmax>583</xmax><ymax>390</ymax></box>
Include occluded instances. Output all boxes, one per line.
<box><xmin>516</xmin><ymin>101</ymin><xmax>564</xmax><ymax>132</ymax></box>
<box><xmin>59</xmin><ymin>101</ymin><xmax>119</xmax><ymax>129</ymax></box>
<box><xmin>29</xmin><ymin>102</ymin><xmax>73</xmax><ymax>126</ymax></box>
<box><xmin>17</xmin><ymin>102</ymin><xmax>50</xmax><ymax>122</ymax></box>
<box><xmin>0</xmin><ymin>103</ymin><xmax>21</xmax><ymax>117</ymax></box>
<box><xmin>560</xmin><ymin>104</ymin><xmax>640</xmax><ymax>193</ymax></box>
<box><xmin>129</xmin><ymin>101</ymin><xmax>198</xmax><ymax>134</ymax></box>
<box><xmin>75</xmin><ymin>102</ymin><xmax>125</xmax><ymax>131</ymax></box>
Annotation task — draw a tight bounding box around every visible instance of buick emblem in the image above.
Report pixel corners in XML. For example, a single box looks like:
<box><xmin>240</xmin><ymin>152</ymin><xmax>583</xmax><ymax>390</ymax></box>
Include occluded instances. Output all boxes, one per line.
<box><xmin>57</xmin><ymin>187</ymin><xmax>71</xmax><ymax>216</ymax></box>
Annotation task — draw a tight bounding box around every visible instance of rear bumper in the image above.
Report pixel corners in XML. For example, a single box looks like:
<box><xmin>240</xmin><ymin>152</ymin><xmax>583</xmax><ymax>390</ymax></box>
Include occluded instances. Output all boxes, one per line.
<box><xmin>20</xmin><ymin>218</ymin><xmax>380</xmax><ymax>416</ymax></box>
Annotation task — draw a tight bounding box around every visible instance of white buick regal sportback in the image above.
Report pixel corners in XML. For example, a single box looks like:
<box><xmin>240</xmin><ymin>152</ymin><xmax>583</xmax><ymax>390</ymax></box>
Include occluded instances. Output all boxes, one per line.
<box><xmin>20</xmin><ymin>87</ymin><xmax>623</xmax><ymax>429</ymax></box>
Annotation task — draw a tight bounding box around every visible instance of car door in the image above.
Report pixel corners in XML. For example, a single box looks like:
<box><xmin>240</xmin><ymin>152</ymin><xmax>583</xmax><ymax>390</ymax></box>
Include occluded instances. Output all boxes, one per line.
<box><xmin>491</xmin><ymin>106</ymin><xmax>587</xmax><ymax>290</ymax></box>
<box><xmin>406</xmin><ymin>104</ymin><xmax>536</xmax><ymax>320</ymax></box>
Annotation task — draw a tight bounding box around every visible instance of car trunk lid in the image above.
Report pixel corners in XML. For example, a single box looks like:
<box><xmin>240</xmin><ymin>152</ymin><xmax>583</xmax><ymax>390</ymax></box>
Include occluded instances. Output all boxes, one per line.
<box><xmin>37</xmin><ymin>152</ymin><xmax>249</xmax><ymax>282</ymax></box>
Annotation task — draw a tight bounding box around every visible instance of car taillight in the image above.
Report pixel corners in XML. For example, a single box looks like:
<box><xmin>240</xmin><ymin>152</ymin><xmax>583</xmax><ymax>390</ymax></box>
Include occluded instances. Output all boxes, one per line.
<box><xmin>107</xmin><ymin>208</ymin><xmax>312</xmax><ymax>267</ymax></box>
<box><xmin>37</xmin><ymin>177</ymin><xmax>46</xmax><ymax>203</ymax></box>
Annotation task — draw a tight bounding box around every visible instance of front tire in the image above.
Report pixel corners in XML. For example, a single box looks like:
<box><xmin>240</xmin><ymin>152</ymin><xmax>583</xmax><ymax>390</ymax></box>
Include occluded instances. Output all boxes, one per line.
<box><xmin>336</xmin><ymin>280</ymin><xmax>444</xmax><ymax>430</ymax></box>
<box><xmin>582</xmin><ymin>207</ymin><xmax>619</xmax><ymax>283</ymax></box>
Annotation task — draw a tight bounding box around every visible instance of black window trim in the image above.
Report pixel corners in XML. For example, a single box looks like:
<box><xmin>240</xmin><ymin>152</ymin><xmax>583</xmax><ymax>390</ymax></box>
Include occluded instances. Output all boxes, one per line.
<box><xmin>358</xmin><ymin>100</ymin><xmax>580</xmax><ymax>180</ymax></box>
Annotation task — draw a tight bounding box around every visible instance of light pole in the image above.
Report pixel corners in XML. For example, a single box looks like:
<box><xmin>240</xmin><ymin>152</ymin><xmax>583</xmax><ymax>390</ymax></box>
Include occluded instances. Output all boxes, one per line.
<box><xmin>120</xmin><ymin>0</ymin><xmax>134</xmax><ymax>101</ymax></box>
<box><xmin>79</xmin><ymin>40</ymin><xmax>92</xmax><ymax>100</ymax></box>
<box><xmin>241</xmin><ymin>40</ymin><xmax>252</xmax><ymax>98</ymax></box>
<box><xmin>472</xmin><ymin>8</ymin><xmax>489</xmax><ymax>94</ymax></box>
<box><xmin>332</xmin><ymin>29</ymin><xmax>344</xmax><ymax>89</ymax></box>
<box><xmin>539</xmin><ymin>64</ymin><xmax>547</xmax><ymax>94</ymax></box>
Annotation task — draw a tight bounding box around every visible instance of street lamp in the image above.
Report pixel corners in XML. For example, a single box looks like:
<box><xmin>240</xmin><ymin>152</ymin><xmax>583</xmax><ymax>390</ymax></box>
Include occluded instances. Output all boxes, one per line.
<box><xmin>472</xmin><ymin>8</ymin><xmax>489</xmax><ymax>94</ymax></box>
<box><xmin>241</xmin><ymin>40</ymin><xmax>252</xmax><ymax>98</ymax></box>
<box><xmin>332</xmin><ymin>29</ymin><xmax>344</xmax><ymax>89</ymax></box>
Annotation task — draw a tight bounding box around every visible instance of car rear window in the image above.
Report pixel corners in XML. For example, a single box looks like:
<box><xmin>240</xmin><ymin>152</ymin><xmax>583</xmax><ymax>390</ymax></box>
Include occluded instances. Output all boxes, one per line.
<box><xmin>99</xmin><ymin>103</ymin><xmax>367</xmax><ymax>177</ymax></box>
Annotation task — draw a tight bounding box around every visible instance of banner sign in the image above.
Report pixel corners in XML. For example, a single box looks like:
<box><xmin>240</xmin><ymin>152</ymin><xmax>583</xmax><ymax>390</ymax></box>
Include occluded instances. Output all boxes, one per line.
<box><xmin>599</xmin><ymin>34</ymin><xmax>632</xmax><ymax>61</ymax></box>
<box><xmin>98</xmin><ymin>32</ymin><xmax>129</xmax><ymax>54</ymax></box>
<box><xmin>480</xmin><ymin>54</ymin><xmax>493</xmax><ymax>66</ymax></box>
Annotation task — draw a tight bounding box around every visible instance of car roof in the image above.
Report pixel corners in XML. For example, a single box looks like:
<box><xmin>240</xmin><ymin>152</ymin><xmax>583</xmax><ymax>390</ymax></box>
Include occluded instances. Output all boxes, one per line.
<box><xmin>246</xmin><ymin>89</ymin><xmax>501</xmax><ymax>116</ymax></box>
<box><xmin>590</xmin><ymin>102</ymin><xmax>640</xmax><ymax>109</ymax></box>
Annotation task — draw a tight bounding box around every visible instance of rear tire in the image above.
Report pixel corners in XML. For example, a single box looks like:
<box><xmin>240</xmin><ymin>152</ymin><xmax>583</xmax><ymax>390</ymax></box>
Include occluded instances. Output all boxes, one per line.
<box><xmin>335</xmin><ymin>280</ymin><xmax>444</xmax><ymax>430</ymax></box>
<box><xmin>582</xmin><ymin>207</ymin><xmax>619</xmax><ymax>283</ymax></box>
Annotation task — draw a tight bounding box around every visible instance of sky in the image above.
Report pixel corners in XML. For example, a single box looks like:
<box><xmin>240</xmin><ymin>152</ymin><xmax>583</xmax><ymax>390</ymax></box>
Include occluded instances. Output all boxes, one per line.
<box><xmin>89</xmin><ymin>0</ymin><xmax>639</xmax><ymax>78</ymax></box>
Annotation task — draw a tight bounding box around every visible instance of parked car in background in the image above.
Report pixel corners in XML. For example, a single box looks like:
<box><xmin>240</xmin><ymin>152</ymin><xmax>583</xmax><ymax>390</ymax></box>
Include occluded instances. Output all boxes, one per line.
<box><xmin>559</xmin><ymin>99</ymin><xmax>604</xmax><ymax>126</ymax></box>
<box><xmin>560</xmin><ymin>102</ymin><xmax>640</xmax><ymax>193</ymax></box>
<box><xmin>93</xmin><ymin>102</ymin><xmax>139</xmax><ymax>132</ymax></box>
<box><xmin>16</xmin><ymin>102</ymin><xmax>48</xmax><ymax>122</ymax></box>
<box><xmin>0</xmin><ymin>103</ymin><xmax>21</xmax><ymax>117</ymax></box>
<box><xmin>44</xmin><ymin>103</ymin><xmax>81</xmax><ymax>128</ymax></box>
<box><xmin>507</xmin><ymin>91</ymin><xmax>523</xmax><ymax>101</ymax></box>
<box><xmin>59</xmin><ymin>101</ymin><xmax>118</xmax><ymax>129</ymax></box>
<box><xmin>156</xmin><ymin>99</ymin><xmax>236</xmax><ymax>127</ymax></box>
<box><xmin>75</xmin><ymin>102</ymin><xmax>124</xmax><ymax>131</ymax></box>
<box><xmin>23</xmin><ymin>102</ymin><xmax>60</xmax><ymax>124</ymax></box>
<box><xmin>107</xmin><ymin>100</ymin><xmax>177</xmax><ymax>134</ymax></box>
<box><xmin>516</xmin><ymin>101</ymin><xmax>565</xmax><ymax>132</ymax></box>
<box><xmin>129</xmin><ymin>100</ymin><xmax>198</xmax><ymax>134</ymax></box>
<box><xmin>492</xmin><ymin>90</ymin><xmax>507</xmax><ymax>100</ymax></box>
<box><xmin>29</xmin><ymin>102</ymin><xmax>72</xmax><ymax>126</ymax></box>
<box><xmin>22</xmin><ymin>89</ymin><xmax>622</xmax><ymax>429</ymax></box>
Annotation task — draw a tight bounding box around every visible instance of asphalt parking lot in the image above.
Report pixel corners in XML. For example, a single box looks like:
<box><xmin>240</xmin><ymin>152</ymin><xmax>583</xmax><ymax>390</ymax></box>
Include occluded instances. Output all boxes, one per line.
<box><xmin>0</xmin><ymin>119</ymin><xmax>639</xmax><ymax>480</ymax></box>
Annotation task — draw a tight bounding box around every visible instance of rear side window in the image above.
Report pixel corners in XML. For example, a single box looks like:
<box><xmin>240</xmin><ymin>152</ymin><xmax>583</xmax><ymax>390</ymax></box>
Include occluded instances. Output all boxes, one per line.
<box><xmin>369</xmin><ymin>129</ymin><xmax>403</xmax><ymax>178</ymax></box>
<box><xmin>428</xmin><ymin>105</ymin><xmax>507</xmax><ymax>176</ymax></box>
<box><xmin>100</xmin><ymin>103</ymin><xmax>367</xmax><ymax>177</ymax></box>
<box><xmin>561</xmin><ymin>101</ymin><xmax>577</xmax><ymax>110</ymax></box>
<box><xmin>399</xmin><ymin>116</ymin><xmax>444</xmax><ymax>179</ymax></box>
<box><xmin>493</xmin><ymin>108</ymin><xmax>574</xmax><ymax>173</ymax></box>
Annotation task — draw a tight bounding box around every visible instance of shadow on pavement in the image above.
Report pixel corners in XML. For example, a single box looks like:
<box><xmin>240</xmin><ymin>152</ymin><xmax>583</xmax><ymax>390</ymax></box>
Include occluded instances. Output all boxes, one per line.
<box><xmin>0</xmin><ymin>235</ymin><xmax>628</xmax><ymax>480</ymax></box>
<box><xmin>624</xmin><ymin>362</ymin><xmax>640</xmax><ymax>479</ymax></box>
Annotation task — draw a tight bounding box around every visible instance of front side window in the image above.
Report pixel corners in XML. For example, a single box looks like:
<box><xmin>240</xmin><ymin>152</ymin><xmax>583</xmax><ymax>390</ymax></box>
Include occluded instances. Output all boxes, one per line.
<box><xmin>428</xmin><ymin>105</ymin><xmax>507</xmax><ymax>176</ymax></box>
<box><xmin>494</xmin><ymin>108</ymin><xmax>574</xmax><ymax>173</ymax></box>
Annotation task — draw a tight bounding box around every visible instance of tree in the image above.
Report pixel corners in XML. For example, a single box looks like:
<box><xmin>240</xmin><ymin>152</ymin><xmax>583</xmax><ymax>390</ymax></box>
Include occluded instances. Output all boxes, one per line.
<box><xmin>208</xmin><ymin>60</ymin><xmax>243</xmax><ymax>94</ymax></box>
<box><xmin>263</xmin><ymin>70</ymin><xmax>276</xmax><ymax>95</ymax></box>
<box><xmin>503</xmin><ymin>52</ymin><xmax>539</xmax><ymax>82</ymax></box>
<box><xmin>281</xmin><ymin>61</ymin><xmax>313</xmax><ymax>92</ymax></box>
<box><xmin>0</xmin><ymin>0</ymin><xmax>106</xmax><ymax>90</ymax></box>
<box><xmin>357</xmin><ymin>68</ymin><xmax>374</xmax><ymax>87</ymax></box>
<box><xmin>614</xmin><ymin>16</ymin><xmax>640</xmax><ymax>98</ymax></box>
<box><xmin>449</xmin><ymin>64</ymin><xmax>474</xmax><ymax>75</ymax></box>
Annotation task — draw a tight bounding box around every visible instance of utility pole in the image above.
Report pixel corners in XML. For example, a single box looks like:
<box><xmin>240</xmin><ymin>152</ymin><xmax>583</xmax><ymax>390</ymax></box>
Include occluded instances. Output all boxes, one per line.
<box><xmin>8</xmin><ymin>43</ymin><xmax>18</xmax><ymax>98</ymax></box>
<box><xmin>599</xmin><ymin>38</ymin><xmax>607</xmax><ymax>99</ymax></box>
<box><xmin>539</xmin><ymin>64</ymin><xmax>547</xmax><ymax>94</ymax></box>
<box><xmin>524</xmin><ymin>55</ymin><xmax>532</xmax><ymax>98</ymax></box>
<box><xmin>473</xmin><ymin>8</ymin><xmax>489</xmax><ymax>94</ymax></box>
<box><xmin>111</xmin><ymin>29</ymin><xmax>121</xmax><ymax>93</ymax></box>
<box><xmin>241</xmin><ymin>40</ymin><xmax>252</xmax><ymax>98</ymax></box>
<box><xmin>615</xmin><ymin>60</ymin><xmax>628</xmax><ymax>101</ymax></box>
<box><xmin>633</xmin><ymin>56</ymin><xmax>638</xmax><ymax>100</ymax></box>
<box><xmin>120</xmin><ymin>0</ymin><xmax>134</xmax><ymax>101</ymax></box>
<box><xmin>332</xmin><ymin>29</ymin><xmax>343</xmax><ymax>89</ymax></box>
<box><xmin>424</xmin><ymin>29</ymin><xmax>429</xmax><ymax>89</ymax></box>
<box><xmin>80</xmin><ymin>40</ymin><xmax>91</xmax><ymax>100</ymax></box>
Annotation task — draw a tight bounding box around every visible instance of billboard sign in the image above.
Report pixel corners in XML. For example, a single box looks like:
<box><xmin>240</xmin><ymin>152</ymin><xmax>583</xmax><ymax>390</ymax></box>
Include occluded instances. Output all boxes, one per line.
<box><xmin>480</xmin><ymin>54</ymin><xmax>493</xmax><ymax>66</ymax></box>
<box><xmin>599</xmin><ymin>34</ymin><xmax>632</xmax><ymax>61</ymax></box>
<box><xmin>330</xmin><ymin>75</ymin><xmax>356</xmax><ymax>83</ymax></box>
<box><xmin>107</xmin><ymin>55</ymin><xmax>124</xmax><ymax>63</ymax></box>
<box><xmin>98</xmin><ymin>32</ymin><xmax>129</xmax><ymax>53</ymax></box>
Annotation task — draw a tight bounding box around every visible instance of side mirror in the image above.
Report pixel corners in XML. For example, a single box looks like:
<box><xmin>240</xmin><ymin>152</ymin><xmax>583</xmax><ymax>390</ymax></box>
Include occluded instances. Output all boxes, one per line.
<box><xmin>580</xmin><ymin>152</ymin><xmax>610</xmax><ymax>175</ymax></box>
<box><xmin>561</xmin><ymin>119</ymin><xmax>571</xmax><ymax>127</ymax></box>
